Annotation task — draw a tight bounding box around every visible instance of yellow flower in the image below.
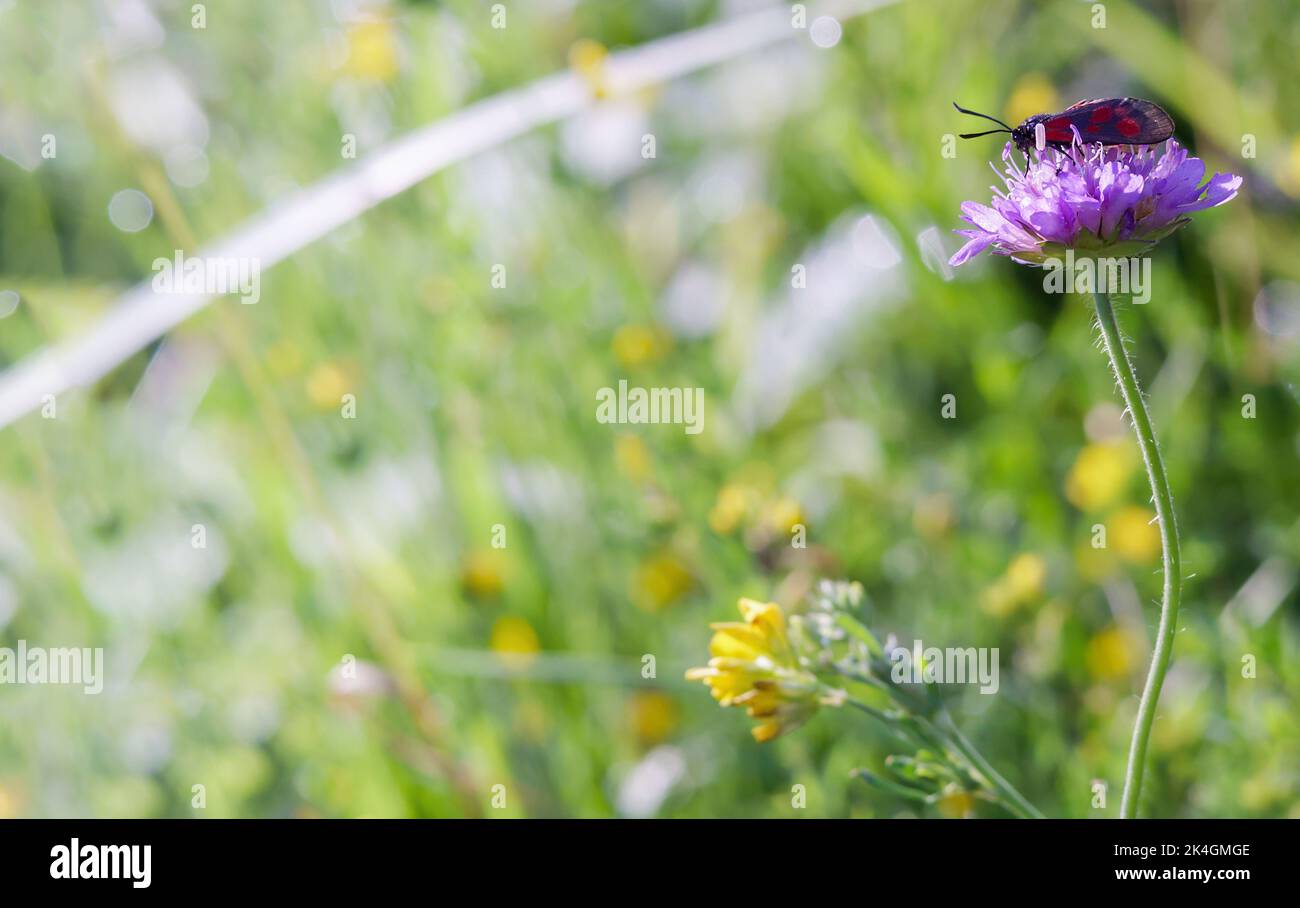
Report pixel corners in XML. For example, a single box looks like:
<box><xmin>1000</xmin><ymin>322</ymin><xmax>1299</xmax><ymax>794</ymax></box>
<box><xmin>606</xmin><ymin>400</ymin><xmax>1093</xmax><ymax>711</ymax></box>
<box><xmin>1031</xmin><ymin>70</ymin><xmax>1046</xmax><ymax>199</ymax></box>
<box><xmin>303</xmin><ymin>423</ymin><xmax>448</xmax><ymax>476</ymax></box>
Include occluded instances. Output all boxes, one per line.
<box><xmin>1006</xmin><ymin>553</ymin><xmax>1046</xmax><ymax>598</ymax></box>
<box><xmin>306</xmin><ymin>362</ymin><xmax>353</xmax><ymax>411</ymax></box>
<box><xmin>614</xmin><ymin>433</ymin><xmax>651</xmax><ymax>482</ymax></box>
<box><xmin>1004</xmin><ymin>73</ymin><xmax>1059</xmax><ymax>131</ymax></box>
<box><xmin>1065</xmin><ymin>443</ymin><xmax>1135</xmax><ymax>511</ymax></box>
<box><xmin>568</xmin><ymin>38</ymin><xmax>610</xmax><ymax>98</ymax></box>
<box><xmin>629</xmin><ymin>691</ymin><xmax>679</xmax><ymax>745</ymax></box>
<box><xmin>708</xmin><ymin>483</ymin><xmax>752</xmax><ymax>535</ymax></box>
<box><xmin>265</xmin><ymin>339</ymin><xmax>303</xmax><ymax>378</ymax></box>
<box><xmin>762</xmin><ymin>496</ymin><xmax>803</xmax><ymax>536</ymax></box>
<box><xmin>460</xmin><ymin>550</ymin><xmax>505</xmax><ymax>599</ymax></box>
<box><xmin>490</xmin><ymin>616</ymin><xmax>540</xmax><ymax>669</ymax></box>
<box><xmin>343</xmin><ymin>20</ymin><xmax>399</xmax><ymax>82</ymax></box>
<box><xmin>1085</xmin><ymin>626</ymin><xmax>1139</xmax><ymax>681</ymax></box>
<box><xmin>612</xmin><ymin>325</ymin><xmax>669</xmax><ymax>369</ymax></box>
<box><xmin>632</xmin><ymin>551</ymin><xmax>692</xmax><ymax>611</ymax></box>
<box><xmin>0</xmin><ymin>783</ymin><xmax>18</xmax><ymax>819</ymax></box>
<box><xmin>1110</xmin><ymin>506</ymin><xmax>1161</xmax><ymax>564</ymax></box>
<box><xmin>981</xmin><ymin>553</ymin><xmax>1046</xmax><ymax>617</ymax></box>
<box><xmin>686</xmin><ymin>599</ymin><xmax>820</xmax><ymax>742</ymax></box>
<box><xmin>936</xmin><ymin>786</ymin><xmax>976</xmax><ymax>819</ymax></box>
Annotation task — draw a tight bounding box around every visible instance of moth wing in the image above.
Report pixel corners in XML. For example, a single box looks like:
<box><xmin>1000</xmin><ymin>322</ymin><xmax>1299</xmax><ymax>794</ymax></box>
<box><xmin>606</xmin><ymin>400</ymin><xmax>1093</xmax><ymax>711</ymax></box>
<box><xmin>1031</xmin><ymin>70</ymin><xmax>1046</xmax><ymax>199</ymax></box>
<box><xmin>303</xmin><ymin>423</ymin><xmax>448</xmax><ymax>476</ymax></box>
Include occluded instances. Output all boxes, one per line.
<box><xmin>1055</xmin><ymin>98</ymin><xmax>1174</xmax><ymax>145</ymax></box>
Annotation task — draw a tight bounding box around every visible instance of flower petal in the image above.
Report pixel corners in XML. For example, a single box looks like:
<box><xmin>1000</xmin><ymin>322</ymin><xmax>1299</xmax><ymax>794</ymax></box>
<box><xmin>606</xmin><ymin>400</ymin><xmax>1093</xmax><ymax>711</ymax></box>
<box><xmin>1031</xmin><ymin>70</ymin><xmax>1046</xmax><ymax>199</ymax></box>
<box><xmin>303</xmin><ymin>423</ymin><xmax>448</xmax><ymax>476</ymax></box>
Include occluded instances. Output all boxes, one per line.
<box><xmin>948</xmin><ymin>232</ymin><xmax>998</xmax><ymax>266</ymax></box>
<box><xmin>1180</xmin><ymin>172</ymin><xmax>1243</xmax><ymax>211</ymax></box>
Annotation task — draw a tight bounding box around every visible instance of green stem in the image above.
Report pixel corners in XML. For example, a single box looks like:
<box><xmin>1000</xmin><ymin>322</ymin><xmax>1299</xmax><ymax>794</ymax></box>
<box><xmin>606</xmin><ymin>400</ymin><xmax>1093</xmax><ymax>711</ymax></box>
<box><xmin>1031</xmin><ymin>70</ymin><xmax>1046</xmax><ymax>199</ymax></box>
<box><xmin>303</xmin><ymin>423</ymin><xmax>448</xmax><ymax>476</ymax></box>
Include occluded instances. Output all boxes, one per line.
<box><xmin>845</xmin><ymin>694</ymin><xmax>1044</xmax><ymax>819</ymax></box>
<box><xmin>934</xmin><ymin>713</ymin><xmax>1045</xmax><ymax>819</ymax></box>
<box><xmin>1092</xmin><ymin>290</ymin><xmax>1183</xmax><ymax>819</ymax></box>
<box><xmin>843</xmin><ymin>697</ymin><xmax>929</xmax><ymax>751</ymax></box>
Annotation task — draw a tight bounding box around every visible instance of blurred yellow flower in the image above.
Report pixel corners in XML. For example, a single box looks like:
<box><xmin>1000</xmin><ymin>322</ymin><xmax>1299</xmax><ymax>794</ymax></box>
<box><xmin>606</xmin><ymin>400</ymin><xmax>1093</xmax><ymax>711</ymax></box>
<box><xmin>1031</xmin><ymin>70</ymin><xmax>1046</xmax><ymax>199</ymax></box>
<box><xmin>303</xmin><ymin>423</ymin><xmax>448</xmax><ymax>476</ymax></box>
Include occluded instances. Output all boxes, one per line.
<box><xmin>306</xmin><ymin>362</ymin><xmax>353</xmax><ymax>411</ymax></box>
<box><xmin>629</xmin><ymin>691</ymin><xmax>679</xmax><ymax>745</ymax></box>
<box><xmin>611</xmin><ymin>324</ymin><xmax>669</xmax><ymax>369</ymax></box>
<box><xmin>1007</xmin><ymin>552</ymin><xmax>1047</xmax><ymax>596</ymax></box>
<box><xmin>936</xmin><ymin>786</ymin><xmax>975</xmax><ymax>819</ymax></box>
<box><xmin>686</xmin><ymin>598</ymin><xmax>822</xmax><ymax>742</ymax></box>
<box><xmin>708</xmin><ymin>483</ymin><xmax>751</xmax><ymax>534</ymax></box>
<box><xmin>1110</xmin><ymin>506</ymin><xmax>1161</xmax><ymax>564</ymax></box>
<box><xmin>717</xmin><ymin>483</ymin><xmax>764</xmax><ymax>533</ymax></box>
<box><xmin>460</xmin><ymin>550</ymin><xmax>505</xmax><ymax>599</ymax></box>
<box><xmin>490</xmin><ymin>616</ymin><xmax>540</xmax><ymax>668</ymax></box>
<box><xmin>1276</xmin><ymin>136</ymin><xmax>1300</xmax><ymax>198</ymax></box>
<box><xmin>708</xmin><ymin>483</ymin><xmax>804</xmax><ymax>544</ymax></box>
<box><xmin>568</xmin><ymin>38</ymin><xmax>610</xmax><ymax>98</ymax></box>
<box><xmin>632</xmin><ymin>551</ymin><xmax>693</xmax><ymax>611</ymax></box>
<box><xmin>982</xmin><ymin>553</ymin><xmax>1046</xmax><ymax>617</ymax></box>
<box><xmin>1004</xmin><ymin>73</ymin><xmax>1059</xmax><ymax>129</ymax></box>
<box><xmin>762</xmin><ymin>496</ymin><xmax>803</xmax><ymax>536</ymax></box>
<box><xmin>614</xmin><ymin>433</ymin><xmax>651</xmax><ymax>482</ymax></box>
<box><xmin>265</xmin><ymin>339</ymin><xmax>303</xmax><ymax>378</ymax></box>
<box><xmin>0</xmin><ymin>783</ymin><xmax>18</xmax><ymax>819</ymax></box>
<box><xmin>1065</xmin><ymin>442</ymin><xmax>1135</xmax><ymax>511</ymax></box>
<box><xmin>344</xmin><ymin>20</ymin><xmax>399</xmax><ymax>82</ymax></box>
<box><xmin>1085</xmin><ymin>626</ymin><xmax>1140</xmax><ymax>680</ymax></box>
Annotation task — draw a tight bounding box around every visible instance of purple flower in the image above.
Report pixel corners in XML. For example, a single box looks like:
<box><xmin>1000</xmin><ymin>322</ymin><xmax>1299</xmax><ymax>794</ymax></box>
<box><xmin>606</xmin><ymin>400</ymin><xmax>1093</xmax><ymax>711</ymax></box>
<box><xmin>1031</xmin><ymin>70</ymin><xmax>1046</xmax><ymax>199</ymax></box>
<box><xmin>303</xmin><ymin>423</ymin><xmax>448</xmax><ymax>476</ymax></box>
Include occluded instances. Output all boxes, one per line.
<box><xmin>949</xmin><ymin>137</ymin><xmax>1242</xmax><ymax>266</ymax></box>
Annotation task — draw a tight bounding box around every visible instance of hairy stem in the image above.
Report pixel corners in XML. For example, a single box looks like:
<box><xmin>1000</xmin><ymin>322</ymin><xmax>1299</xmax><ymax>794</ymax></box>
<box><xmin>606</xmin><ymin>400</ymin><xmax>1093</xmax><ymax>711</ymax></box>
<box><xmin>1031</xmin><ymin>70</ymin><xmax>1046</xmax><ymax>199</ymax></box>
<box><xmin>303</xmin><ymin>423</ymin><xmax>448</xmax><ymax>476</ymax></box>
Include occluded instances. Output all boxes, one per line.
<box><xmin>1092</xmin><ymin>290</ymin><xmax>1183</xmax><ymax>819</ymax></box>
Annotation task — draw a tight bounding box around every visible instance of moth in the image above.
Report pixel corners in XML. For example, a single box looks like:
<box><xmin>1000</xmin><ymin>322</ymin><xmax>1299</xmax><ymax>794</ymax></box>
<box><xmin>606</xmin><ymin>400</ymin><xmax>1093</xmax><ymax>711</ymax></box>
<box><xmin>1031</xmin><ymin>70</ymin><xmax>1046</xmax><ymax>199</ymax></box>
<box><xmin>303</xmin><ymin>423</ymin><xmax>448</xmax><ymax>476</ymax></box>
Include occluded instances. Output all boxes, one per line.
<box><xmin>954</xmin><ymin>98</ymin><xmax>1175</xmax><ymax>157</ymax></box>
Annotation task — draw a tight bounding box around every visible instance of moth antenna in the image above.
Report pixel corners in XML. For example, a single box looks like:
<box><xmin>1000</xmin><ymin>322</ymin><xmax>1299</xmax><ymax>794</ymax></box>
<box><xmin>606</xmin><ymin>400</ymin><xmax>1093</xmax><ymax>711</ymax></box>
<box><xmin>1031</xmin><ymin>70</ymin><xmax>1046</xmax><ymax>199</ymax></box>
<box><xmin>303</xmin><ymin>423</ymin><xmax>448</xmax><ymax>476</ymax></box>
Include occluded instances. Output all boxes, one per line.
<box><xmin>959</xmin><ymin>129</ymin><xmax>1011</xmax><ymax>139</ymax></box>
<box><xmin>952</xmin><ymin>102</ymin><xmax>1013</xmax><ymax>131</ymax></box>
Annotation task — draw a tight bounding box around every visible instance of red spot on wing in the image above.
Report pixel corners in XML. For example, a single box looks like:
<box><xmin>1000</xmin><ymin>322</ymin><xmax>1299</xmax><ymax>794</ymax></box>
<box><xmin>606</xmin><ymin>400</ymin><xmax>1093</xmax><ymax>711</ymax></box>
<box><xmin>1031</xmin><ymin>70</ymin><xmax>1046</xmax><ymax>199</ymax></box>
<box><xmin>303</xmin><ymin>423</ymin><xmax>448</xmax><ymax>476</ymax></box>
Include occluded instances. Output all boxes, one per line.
<box><xmin>1089</xmin><ymin>106</ymin><xmax>1113</xmax><ymax>124</ymax></box>
<box><xmin>1043</xmin><ymin>116</ymin><xmax>1074</xmax><ymax>142</ymax></box>
<box><xmin>1117</xmin><ymin>117</ymin><xmax>1141</xmax><ymax>137</ymax></box>
<box><xmin>1086</xmin><ymin>124</ymin><xmax>1100</xmax><ymax>132</ymax></box>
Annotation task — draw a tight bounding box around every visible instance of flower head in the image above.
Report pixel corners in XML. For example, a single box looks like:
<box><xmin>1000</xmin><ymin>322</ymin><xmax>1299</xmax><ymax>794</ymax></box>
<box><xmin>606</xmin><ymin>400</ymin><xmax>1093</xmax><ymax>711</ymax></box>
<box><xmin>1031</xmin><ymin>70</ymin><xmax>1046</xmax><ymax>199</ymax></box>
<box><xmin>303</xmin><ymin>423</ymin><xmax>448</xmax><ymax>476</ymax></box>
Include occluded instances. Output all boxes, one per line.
<box><xmin>950</xmin><ymin>137</ymin><xmax>1242</xmax><ymax>266</ymax></box>
<box><xmin>685</xmin><ymin>598</ymin><xmax>820</xmax><ymax>742</ymax></box>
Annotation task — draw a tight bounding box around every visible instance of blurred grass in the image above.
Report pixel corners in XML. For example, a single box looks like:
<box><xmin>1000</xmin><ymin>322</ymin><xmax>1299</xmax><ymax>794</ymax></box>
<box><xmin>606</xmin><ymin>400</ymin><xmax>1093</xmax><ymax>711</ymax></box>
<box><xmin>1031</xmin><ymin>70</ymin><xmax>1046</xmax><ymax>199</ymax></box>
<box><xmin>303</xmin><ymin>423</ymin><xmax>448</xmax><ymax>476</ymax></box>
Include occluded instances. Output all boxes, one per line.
<box><xmin>0</xmin><ymin>0</ymin><xmax>1296</xmax><ymax>818</ymax></box>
